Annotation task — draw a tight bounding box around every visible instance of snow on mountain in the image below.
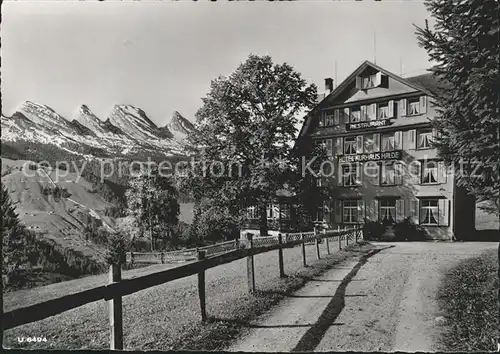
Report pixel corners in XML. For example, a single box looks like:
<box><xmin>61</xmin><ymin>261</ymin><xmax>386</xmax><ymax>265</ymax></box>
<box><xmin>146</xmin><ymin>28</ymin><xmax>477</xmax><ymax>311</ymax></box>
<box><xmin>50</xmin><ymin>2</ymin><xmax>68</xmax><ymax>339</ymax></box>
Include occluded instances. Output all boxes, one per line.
<box><xmin>1</xmin><ymin>101</ymin><xmax>193</xmax><ymax>159</ymax></box>
<box><xmin>107</xmin><ymin>104</ymin><xmax>160</xmax><ymax>141</ymax></box>
<box><xmin>166</xmin><ymin>111</ymin><xmax>195</xmax><ymax>140</ymax></box>
<box><xmin>73</xmin><ymin>104</ymin><xmax>108</xmax><ymax>136</ymax></box>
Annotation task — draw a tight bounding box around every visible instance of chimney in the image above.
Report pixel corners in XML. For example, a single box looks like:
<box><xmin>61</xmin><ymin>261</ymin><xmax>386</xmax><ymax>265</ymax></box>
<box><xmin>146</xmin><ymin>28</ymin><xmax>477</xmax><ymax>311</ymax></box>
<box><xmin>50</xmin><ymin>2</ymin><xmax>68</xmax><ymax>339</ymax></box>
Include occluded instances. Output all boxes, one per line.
<box><xmin>324</xmin><ymin>78</ymin><xmax>334</xmax><ymax>95</ymax></box>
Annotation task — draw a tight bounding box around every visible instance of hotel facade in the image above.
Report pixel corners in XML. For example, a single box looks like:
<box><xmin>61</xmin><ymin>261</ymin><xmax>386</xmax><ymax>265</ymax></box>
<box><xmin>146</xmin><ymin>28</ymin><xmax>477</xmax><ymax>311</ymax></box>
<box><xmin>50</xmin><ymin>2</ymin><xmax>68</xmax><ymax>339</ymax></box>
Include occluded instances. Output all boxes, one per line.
<box><xmin>295</xmin><ymin>61</ymin><xmax>475</xmax><ymax>240</ymax></box>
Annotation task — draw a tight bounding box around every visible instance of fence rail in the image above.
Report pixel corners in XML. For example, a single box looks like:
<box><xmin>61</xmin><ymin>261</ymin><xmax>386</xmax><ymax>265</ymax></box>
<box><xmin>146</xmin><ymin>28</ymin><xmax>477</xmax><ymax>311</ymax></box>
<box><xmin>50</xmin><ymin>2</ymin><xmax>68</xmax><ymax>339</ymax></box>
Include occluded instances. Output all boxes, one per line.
<box><xmin>2</xmin><ymin>226</ymin><xmax>364</xmax><ymax>350</ymax></box>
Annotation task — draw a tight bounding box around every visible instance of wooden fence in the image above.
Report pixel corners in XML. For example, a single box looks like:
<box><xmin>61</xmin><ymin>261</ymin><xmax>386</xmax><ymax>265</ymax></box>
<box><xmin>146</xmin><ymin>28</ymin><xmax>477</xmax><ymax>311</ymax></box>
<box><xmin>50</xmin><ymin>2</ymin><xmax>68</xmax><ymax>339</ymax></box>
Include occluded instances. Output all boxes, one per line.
<box><xmin>2</xmin><ymin>226</ymin><xmax>363</xmax><ymax>350</ymax></box>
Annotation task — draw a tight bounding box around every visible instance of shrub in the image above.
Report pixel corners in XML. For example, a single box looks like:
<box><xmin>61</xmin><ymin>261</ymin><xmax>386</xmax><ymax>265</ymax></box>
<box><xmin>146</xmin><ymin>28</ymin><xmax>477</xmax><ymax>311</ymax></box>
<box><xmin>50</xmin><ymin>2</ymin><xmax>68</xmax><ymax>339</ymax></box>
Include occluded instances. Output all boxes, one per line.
<box><xmin>393</xmin><ymin>217</ymin><xmax>427</xmax><ymax>241</ymax></box>
<box><xmin>362</xmin><ymin>218</ymin><xmax>387</xmax><ymax>241</ymax></box>
<box><xmin>106</xmin><ymin>232</ymin><xmax>129</xmax><ymax>265</ymax></box>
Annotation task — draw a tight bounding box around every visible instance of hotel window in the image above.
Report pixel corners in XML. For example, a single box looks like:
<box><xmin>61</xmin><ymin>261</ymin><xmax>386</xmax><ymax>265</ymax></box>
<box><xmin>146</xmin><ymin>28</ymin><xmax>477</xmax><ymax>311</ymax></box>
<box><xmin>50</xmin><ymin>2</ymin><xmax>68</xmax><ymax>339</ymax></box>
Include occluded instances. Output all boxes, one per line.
<box><xmin>343</xmin><ymin>200</ymin><xmax>359</xmax><ymax>224</ymax></box>
<box><xmin>247</xmin><ymin>206</ymin><xmax>257</xmax><ymax>219</ymax></box>
<box><xmin>380</xmin><ymin>162</ymin><xmax>403</xmax><ymax>186</ymax></box>
<box><xmin>266</xmin><ymin>204</ymin><xmax>280</xmax><ymax>220</ymax></box>
<box><xmin>344</xmin><ymin>137</ymin><xmax>357</xmax><ymax>155</ymax></box>
<box><xmin>422</xmin><ymin>160</ymin><xmax>438</xmax><ymax>184</ymax></box>
<box><xmin>364</xmin><ymin>133</ymin><xmax>380</xmax><ymax>153</ymax></box>
<box><xmin>408</xmin><ymin>98</ymin><xmax>420</xmax><ymax>115</ymax></box>
<box><xmin>324</xmin><ymin>112</ymin><xmax>334</xmax><ymax>127</ymax></box>
<box><xmin>417</xmin><ymin>128</ymin><xmax>433</xmax><ymax>150</ymax></box>
<box><xmin>350</xmin><ymin>107</ymin><xmax>361</xmax><ymax>123</ymax></box>
<box><xmin>379</xmin><ymin>199</ymin><xmax>396</xmax><ymax>224</ymax></box>
<box><xmin>315</xmin><ymin>139</ymin><xmax>333</xmax><ymax>156</ymax></box>
<box><xmin>381</xmin><ymin>133</ymin><xmax>395</xmax><ymax>152</ymax></box>
<box><xmin>342</xmin><ymin>164</ymin><xmax>359</xmax><ymax>186</ymax></box>
<box><xmin>381</xmin><ymin>131</ymin><xmax>402</xmax><ymax>152</ymax></box>
<box><xmin>280</xmin><ymin>204</ymin><xmax>291</xmax><ymax>220</ymax></box>
<box><xmin>361</xmin><ymin>74</ymin><xmax>379</xmax><ymax>89</ymax></box>
<box><xmin>378</xmin><ymin>103</ymin><xmax>389</xmax><ymax>119</ymax></box>
<box><xmin>420</xmin><ymin>199</ymin><xmax>439</xmax><ymax>225</ymax></box>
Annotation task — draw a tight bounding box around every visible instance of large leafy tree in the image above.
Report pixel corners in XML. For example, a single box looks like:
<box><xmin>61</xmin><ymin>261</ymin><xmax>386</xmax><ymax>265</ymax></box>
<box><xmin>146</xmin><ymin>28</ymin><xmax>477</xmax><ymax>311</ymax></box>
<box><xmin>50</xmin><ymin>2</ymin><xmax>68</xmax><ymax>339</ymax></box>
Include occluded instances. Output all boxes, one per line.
<box><xmin>180</xmin><ymin>55</ymin><xmax>318</xmax><ymax>236</ymax></box>
<box><xmin>125</xmin><ymin>165</ymin><xmax>180</xmax><ymax>251</ymax></box>
<box><xmin>415</xmin><ymin>0</ymin><xmax>499</xmax><ymax>349</ymax></box>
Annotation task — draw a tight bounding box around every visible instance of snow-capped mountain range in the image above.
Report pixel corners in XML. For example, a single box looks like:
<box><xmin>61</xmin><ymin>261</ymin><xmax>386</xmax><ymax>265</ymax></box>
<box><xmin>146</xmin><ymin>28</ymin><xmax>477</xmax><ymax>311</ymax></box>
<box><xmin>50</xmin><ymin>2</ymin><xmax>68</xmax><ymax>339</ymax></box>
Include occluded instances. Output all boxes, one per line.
<box><xmin>1</xmin><ymin>101</ymin><xmax>195</xmax><ymax>158</ymax></box>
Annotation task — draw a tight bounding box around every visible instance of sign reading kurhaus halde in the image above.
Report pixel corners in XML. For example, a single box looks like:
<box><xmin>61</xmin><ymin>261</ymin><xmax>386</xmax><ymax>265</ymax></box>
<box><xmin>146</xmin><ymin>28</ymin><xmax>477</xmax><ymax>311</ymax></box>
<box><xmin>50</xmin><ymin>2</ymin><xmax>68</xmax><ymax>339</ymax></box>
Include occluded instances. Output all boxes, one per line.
<box><xmin>346</xmin><ymin>119</ymin><xmax>392</xmax><ymax>131</ymax></box>
<box><xmin>338</xmin><ymin>150</ymin><xmax>403</xmax><ymax>163</ymax></box>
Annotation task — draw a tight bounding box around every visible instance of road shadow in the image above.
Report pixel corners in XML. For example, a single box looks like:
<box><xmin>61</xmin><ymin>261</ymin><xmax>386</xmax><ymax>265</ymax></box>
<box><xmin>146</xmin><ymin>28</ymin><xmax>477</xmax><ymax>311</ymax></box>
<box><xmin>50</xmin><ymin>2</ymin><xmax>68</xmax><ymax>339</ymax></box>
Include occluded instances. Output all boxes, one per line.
<box><xmin>208</xmin><ymin>317</ymin><xmax>345</xmax><ymax>329</ymax></box>
<box><xmin>291</xmin><ymin>247</ymin><xmax>387</xmax><ymax>352</ymax></box>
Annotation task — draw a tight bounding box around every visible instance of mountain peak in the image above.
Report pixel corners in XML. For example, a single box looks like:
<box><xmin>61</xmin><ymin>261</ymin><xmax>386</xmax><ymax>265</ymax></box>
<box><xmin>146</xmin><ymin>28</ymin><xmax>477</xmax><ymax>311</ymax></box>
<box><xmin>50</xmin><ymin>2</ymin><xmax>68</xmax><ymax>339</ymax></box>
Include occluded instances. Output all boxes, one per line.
<box><xmin>167</xmin><ymin>111</ymin><xmax>194</xmax><ymax>139</ymax></box>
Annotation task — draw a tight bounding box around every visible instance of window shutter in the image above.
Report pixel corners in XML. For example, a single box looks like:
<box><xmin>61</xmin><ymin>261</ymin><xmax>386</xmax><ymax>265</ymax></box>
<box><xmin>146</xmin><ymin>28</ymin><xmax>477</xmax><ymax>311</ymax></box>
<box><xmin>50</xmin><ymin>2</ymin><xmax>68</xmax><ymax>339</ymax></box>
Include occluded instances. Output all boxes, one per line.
<box><xmin>355</xmin><ymin>162</ymin><xmax>362</xmax><ymax>185</ymax></box>
<box><xmin>410</xmin><ymin>199</ymin><xmax>419</xmax><ymax>224</ymax></box>
<box><xmin>373</xmin><ymin>133</ymin><xmax>381</xmax><ymax>152</ymax></box>
<box><xmin>355</xmin><ymin>77</ymin><xmax>362</xmax><ymax>89</ymax></box>
<box><xmin>334</xmin><ymin>138</ymin><xmax>343</xmax><ymax>156</ymax></box>
<box><xmin>359</xmin><ymin>105</ymin><xmax>366</xmax><ymax>121</ymax></box>
<box><xmin>396</xmin><ymin>199</ymin><xmax>405</xmax><ymax>222</ymax></box>
<box><xmin>356</xmin><ymin>136</ymin><xmax>364</xmax><ymax>153</ymax></box>
<box><xmin>334</xmin><ymin>200</ymin><xmax>342</xmax><ymax>223</ymax></box>
<box><xmin>438</xmin><ymin>161</ymin><xmax>448</xmax><ymax>184</ymax></box>
<box><xmin>374</xmin><ymin>72</ymin><xmax>382</xmax><ymax>87</ymax></box>
<box><xmin>394</xmin><ymin>131</ymin><xmax>403</xmax><ymax>150</ymax></box>
<box><xmin>394</xmin><ymin>162</ymin><xmax>403</xmax><ymax>185</ymax></box>
<box><xmin>410</xmin><ymin>160</ymin><xmax>421</xmax><ymax>185</ymax></box>
<box><xmin>326</xmin><ymin>139</ymin><xmax>333</xmax><ymax>156</ymax></box>
<box><xmin>419</xmin><ymin>96</ymin><xmax>427</xmax><ymax>114</ymax></box>
<box><xmin>400</xmin><ymin>99</ymin><xmax>407</xmax><ymax>116</ymax></box>
<box><xmin>358</xmin><ymin>200</ymin><xmax>366</xmax><ymax>223</ymax></box>
<box><xmin>438</xmin><ymin>199</ymin><xmax>450</xmax><ymax>226</ymax></box>
<box><xmin>333</xmin><ymin>109</ymin><xmax>340</xmax><ymax>125</ymax></box>
<box><xmin>337</xmin><ymin>163</ymin><xmax>343</xmax><ymax>186</ymax></box>
<box><xmin>407</xmin><ymin>129</ymin><xmax>416</xmax><ymax>150</ymax></box>
<box><xmin>368</xmin><ymin>103</ymin><xmax>377</xmax><ymax>121</ymax></box>
<box><xmin>365</xmin><ymin>199</ymin><xmax>376</xmax><ymax>221</ymax></box>
<box><xmin>388</xmin><ymin>100</ymin><xmax>394</xmax><ymax>118</ymax></box>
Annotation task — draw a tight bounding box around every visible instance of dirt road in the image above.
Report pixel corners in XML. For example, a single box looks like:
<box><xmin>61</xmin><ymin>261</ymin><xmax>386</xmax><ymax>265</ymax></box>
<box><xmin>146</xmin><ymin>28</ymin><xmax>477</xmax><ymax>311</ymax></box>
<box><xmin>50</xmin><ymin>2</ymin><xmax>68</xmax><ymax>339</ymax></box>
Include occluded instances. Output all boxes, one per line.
<box><xmin>227</xmin><ymin>242</ymin><xmax>497</xmax><ymax>352</ymax></box>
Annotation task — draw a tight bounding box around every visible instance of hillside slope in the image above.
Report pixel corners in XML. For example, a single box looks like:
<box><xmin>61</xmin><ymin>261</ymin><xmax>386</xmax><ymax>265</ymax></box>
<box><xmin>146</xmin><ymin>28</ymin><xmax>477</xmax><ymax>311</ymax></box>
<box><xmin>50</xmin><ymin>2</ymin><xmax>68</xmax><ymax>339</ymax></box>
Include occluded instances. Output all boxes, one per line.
<box><xmin>1</xmin><ymin>158</ymin><xmax>113</xmax><ymax>265</ymax></box>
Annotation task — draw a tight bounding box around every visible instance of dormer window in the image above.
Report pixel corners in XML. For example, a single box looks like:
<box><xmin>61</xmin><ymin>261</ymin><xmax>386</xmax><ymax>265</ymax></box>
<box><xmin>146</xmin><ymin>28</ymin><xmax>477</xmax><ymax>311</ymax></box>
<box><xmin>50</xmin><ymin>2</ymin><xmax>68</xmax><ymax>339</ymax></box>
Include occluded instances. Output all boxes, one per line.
<box><xmin>356</xmin><ymin>72</ymin><xmax>384</xmax><ymax>90</ymax></box>
<box><xmin>362</xmin><ymin>75</ymin><xmax>376</xmax><ymax>89</ymax></box>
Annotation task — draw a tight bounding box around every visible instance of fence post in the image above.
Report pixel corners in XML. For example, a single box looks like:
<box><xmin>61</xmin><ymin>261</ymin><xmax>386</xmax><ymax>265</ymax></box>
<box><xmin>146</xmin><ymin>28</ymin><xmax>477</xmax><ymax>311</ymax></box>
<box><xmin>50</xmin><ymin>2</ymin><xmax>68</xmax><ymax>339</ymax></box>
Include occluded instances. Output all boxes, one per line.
<box><xmin>197</xmin><ymin>250</ymin><xmax>207</xmax><ymax>322</ymax></box>
<box><xmin>246</xmin><ymin>233</ymin><xmax>256</xmax><ymax>293</ymax></box>
<box><xmin>314</xmin><ymin>227</ymin><xmax>320</xmax><ymax>260</ymax></box>
<box><xmin>339</xmin><ymin>228</ymin><xmax>342</xmax><ymax>250</ymax></box>
<box><xmin>160</xmin><ymin>252</ymin><xmax>165</xmax><ymax>264</ymax></box>
<box><xmin>346</xmin><ymin>230</ymin><xmax>349</xmax><ymax>246</ymax></box>
<box><xmin>130</xmin><ymin>252</ymin><xmax>135</xmax><ymax>266</ymax></box>
<box><xmin>234</xmin><ymin>238</ymin><xmax>240</xmax><ymax>250</ymax></box>
<box><xmin>108</xmin><ymin>264</ymin><xmax>123</xmax><ymax>350</ymax></box>
<box><xmin>301</xmin><ymin>233</ymin><xmax>307</xmax><ymax>267</ymax></box>
<box><xmin>324</xmin><ymin>229</ymin><xmax>330</xmax><ymax>254</ymax></box>
<box><xmin>278</xmin><ymin>233</ymin><xmax>285</xmax><ymax>278</ymax></box>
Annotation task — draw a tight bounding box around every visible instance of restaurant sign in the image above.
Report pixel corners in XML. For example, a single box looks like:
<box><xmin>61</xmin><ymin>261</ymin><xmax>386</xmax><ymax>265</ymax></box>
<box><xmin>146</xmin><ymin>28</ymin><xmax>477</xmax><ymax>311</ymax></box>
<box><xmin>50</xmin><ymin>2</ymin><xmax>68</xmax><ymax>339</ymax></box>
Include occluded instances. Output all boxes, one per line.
<box><xmin>346</xmin><ymin>119</ymin><xmax>392</xmax><ymax>131</ymax></box>
<box><xmin>338</xmin><ymin>150</ymin><xmax>403</xmax><ymax>163</ymax></box>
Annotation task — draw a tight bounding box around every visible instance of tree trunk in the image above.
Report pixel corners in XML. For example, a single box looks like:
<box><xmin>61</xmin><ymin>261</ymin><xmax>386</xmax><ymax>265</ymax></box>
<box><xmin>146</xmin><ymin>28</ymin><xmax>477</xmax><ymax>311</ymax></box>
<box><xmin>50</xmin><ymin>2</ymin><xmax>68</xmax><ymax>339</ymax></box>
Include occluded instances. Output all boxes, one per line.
<box><xmin>259</xmin><ymin>203</ymin><xmax>268</xmax><ymax>236</ymax></box>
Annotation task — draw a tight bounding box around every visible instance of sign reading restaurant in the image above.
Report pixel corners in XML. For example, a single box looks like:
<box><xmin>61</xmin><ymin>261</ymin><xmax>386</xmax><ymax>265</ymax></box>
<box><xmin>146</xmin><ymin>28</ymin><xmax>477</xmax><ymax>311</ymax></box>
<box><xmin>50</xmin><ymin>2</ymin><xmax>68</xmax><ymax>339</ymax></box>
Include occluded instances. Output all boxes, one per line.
<box><xmin>346</xmin><ymin>119</ymin><xmax>392</xmax><ymax>131</ymax></box>
<box><xmin>338</xmin><ymin>150</ymin><xmax>403</xmax><ymax>163</ymax></box>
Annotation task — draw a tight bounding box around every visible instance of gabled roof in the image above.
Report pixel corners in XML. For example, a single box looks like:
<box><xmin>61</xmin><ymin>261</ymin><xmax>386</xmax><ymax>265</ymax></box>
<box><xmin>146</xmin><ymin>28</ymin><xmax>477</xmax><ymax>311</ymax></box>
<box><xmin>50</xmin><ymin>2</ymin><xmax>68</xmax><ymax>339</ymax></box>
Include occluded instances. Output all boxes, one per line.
<box><xmin>296</xmin><ymin>60</ymin><xmax>441</xmax><ymax>140</ymax></box>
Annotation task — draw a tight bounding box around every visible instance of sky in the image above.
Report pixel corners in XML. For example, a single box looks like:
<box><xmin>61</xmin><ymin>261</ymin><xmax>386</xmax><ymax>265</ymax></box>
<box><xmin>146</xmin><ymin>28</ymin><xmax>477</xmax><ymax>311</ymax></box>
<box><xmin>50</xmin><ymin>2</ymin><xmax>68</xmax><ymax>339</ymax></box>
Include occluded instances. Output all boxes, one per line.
<box><xmin>1</xmin><ymin>0</ymin><xmax>434</xmax><ymax>127</ymax></box>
